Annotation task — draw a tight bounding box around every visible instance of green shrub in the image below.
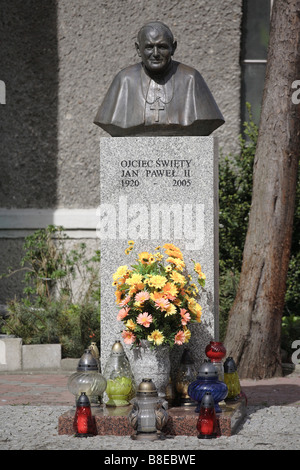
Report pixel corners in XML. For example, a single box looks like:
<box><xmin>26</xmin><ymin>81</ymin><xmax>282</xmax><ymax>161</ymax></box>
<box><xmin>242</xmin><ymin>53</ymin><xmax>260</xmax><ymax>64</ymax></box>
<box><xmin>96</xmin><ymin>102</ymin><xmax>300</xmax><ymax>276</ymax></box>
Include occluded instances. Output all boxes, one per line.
<box><xmin>219</xmin><ymin>104</ymin><xmax>300</xmax><ymax>350</ymax></box>
<box><xmin>1</xmin><ymin>225</ymin><xmax>100</xmax><ymax>358</ymax></box>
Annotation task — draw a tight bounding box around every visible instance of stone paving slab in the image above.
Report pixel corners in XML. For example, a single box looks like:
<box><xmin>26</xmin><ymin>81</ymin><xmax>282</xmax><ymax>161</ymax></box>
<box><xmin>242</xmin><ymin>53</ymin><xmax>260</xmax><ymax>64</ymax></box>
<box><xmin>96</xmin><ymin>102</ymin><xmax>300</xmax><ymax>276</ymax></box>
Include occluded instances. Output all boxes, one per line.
<box><xmin>0</xmin><ymin>372</ymin><xmax>74</xmax><ymax>406</ymax></box>
<box><xmin>240</xmin><ymin>376</ymin><xmax>300</xmax><ymax>407</ymax></box>
<box><xmin>1</xmin><ymin>370</ymin><xmax>300</xmax><ymax>407</ymax></box>
<box><xmin>0</xmin><ymin>370</ymin><xmax>300</xmax><ymax>450</ymax></box>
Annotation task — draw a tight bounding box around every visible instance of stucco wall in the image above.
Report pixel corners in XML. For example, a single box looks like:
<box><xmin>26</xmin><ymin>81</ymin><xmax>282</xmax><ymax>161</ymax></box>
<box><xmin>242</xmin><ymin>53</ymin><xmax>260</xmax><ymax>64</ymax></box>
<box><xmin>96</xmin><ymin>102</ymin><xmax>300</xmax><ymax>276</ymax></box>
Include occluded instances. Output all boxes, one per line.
<box><xmin>0</xmin><ymin>0</ymin><xmax>242</xmax><ymax>210</ymax></box>
<box><xmin>57</xmin><ymin>0</ymin><xmax>242</xmax><ymax>207</ymax></box>
<box><xmin>0</xmin><ymin>0</ymin><xmax>242</xmax><ymax>303</ymax></box>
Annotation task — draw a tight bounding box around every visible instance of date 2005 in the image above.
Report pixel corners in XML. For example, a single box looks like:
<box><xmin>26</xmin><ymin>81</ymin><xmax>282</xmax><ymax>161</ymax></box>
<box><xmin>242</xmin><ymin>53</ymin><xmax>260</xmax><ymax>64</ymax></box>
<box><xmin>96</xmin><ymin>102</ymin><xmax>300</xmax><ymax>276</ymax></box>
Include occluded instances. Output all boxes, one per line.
<box><xmin>121</xmin><ymin>179</ymin><xmax>192</xmax><ymax>187</ymax></box>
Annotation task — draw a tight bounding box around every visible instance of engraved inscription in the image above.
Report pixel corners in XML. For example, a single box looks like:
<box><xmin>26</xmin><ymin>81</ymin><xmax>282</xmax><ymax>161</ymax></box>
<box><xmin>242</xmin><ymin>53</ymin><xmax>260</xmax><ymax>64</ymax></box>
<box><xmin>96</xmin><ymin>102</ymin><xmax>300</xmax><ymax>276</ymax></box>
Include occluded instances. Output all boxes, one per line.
<box><xmin>120</xmin><ymin>158</ymin><xmax>193</xmax><ymax>188</ymax></box>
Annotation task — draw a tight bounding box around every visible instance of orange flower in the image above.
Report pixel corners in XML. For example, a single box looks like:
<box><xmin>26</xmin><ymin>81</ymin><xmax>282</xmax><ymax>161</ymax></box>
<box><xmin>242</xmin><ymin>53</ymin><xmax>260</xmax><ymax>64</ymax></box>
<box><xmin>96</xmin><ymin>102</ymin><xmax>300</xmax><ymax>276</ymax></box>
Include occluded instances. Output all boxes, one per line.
<box><xmin>194</xmin><ymin>262</ymin><xmax>202</xmax><ymax>275</ymax></box>
<box><xmin>155</xmin><ymin>297</ymin><xmax>170</xmax><ymax>311</ymax></box>
<box><xmin>162</xmin><ymin>282</ymin><xmax>178</xmax><ymax>300</ymax></box>
<box><xmin>180</xmin><ymin>308</ymin><xmax>191</xmax><ymax>325</ymax></box>
<box><xmin>174</xmin><ymin>330</ymin><xmax>186</xmax><ymax>345</ymax></box>
<box><xmin>150</xmin><ymin>291</ymin><xmax>164</xmax><ymax>302</ymax></box>
<box><xmin>121</xmin><ymin>330</ymin><xmax>136</xmax><ymax>344</ymax></box>
<box><xmin>115</xmin><ymin>290</ymin><xmax>122</xmax><ymax>304</ymax></box>
<box><xmin>135</xmin><ymin>291</ymin><xmax>150</xmax><ymax>303</ymax></box>
<box><xmin>117</xmin><ymin>307</ymin><xmax>130</xmax><ymax>321</ymax></box>
<box><xmin>165</xmin><ymin>249</ymin><xmax>183</xmax><ymax>260</ymax></box>
<box><xmin>119</xmin><ymin>295</ymin><xmax>131</xmax><ymax>307</ymax></box>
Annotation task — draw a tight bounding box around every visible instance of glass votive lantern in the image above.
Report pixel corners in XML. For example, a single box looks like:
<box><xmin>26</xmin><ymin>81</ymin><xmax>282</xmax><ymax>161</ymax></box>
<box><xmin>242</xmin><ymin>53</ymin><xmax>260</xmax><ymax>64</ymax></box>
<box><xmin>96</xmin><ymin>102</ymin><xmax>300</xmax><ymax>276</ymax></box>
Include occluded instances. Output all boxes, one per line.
<box><xmin>67</xmin><ymin>349</ymin><xmax>107</xmax><ymax>406</ymax></box>
<box><xmin>128</xmin><ymin>378</ymin><xmax>168</xmax><ymax>441</ymax></box>
<box><xmin>89</xmin><ymin>341</ymin><xmax>100</xmax><ymax>369</ymax></box>
<box><xmin>73</xmin><ymin>392</ymin><xmax>96</xmax><ymax>437</ymax></box>
<box><xmin>188</xmin><ymin>359</ymin><xmax>228</xmax><ymax>413</ymax></box>
<box><xmin>175</xmin><ymin>348</ymin><xmax>197</xmax><ymax>406</ymax></box>
<box><xmin>197</xmin><ymin>391</ymin><xmax>218</xmax><ymax>439</ymax></box>
<box><xmin>205</xmin><ymin>341</ymin><xmax>226</xmax><ymax>381</ymax></box>
<box><xmin>224</xmin><ymin>357</ymin><xmax>241</xmax><ymax>400</ymax></box>
<box><xmin>103</xmin><ymin>340</ymin><xmax>136</xmax><ymax>407</ymax></box>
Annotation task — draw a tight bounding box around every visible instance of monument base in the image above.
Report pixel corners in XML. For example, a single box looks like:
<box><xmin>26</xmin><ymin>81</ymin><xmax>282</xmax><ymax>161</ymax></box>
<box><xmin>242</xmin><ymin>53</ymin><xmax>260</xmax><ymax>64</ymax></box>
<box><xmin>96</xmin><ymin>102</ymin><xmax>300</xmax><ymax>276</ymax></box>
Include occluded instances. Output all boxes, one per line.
<box><xmin>58</xmin><ymin>397</ymin><xmax>246</xmax><ymax>438</ymax></box>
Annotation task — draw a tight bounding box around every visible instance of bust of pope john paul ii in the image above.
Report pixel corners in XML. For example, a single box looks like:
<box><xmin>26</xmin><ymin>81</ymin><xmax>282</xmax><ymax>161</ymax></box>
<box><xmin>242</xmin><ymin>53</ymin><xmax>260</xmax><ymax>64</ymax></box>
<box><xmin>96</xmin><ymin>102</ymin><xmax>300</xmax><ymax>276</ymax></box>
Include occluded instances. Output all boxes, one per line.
<box><xmin>94</xmin><ymin>21</ymin><xmax>224</xmax><ymax>136</ymax></box>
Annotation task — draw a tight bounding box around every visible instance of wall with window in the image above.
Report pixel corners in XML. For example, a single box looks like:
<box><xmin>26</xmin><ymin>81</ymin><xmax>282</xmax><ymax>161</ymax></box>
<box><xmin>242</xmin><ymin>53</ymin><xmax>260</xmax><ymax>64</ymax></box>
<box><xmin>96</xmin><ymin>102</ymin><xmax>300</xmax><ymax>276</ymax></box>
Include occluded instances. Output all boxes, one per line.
<box><xmin>241</xmin><ymin>0</ymin><xmax>272</xmax><ymax>127</ymax></box>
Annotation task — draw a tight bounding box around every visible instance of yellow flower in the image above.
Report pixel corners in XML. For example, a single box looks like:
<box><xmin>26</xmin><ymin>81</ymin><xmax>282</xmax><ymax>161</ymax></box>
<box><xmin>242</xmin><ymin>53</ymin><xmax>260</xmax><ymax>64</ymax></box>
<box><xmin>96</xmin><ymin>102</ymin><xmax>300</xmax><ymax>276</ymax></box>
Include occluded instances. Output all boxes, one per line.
<box><xmin>138</xmin><ymin>252</ymin><xmax>155</xmax><ymax>265</ymax></box>
<box><xmin>165</xmin><ymin>265</ymin><xmax>172</xmax><ymax>272</ymax></box>
<box><xmin>166</xmin><ymin>257</ymin><xmax>185</xmax><ymax>271</ymax></box>
<box><xmin>195</xmin><ymin>303</ymin><xmax>202</xmax><ymax>322</ymax></box>
<box><xmin>128</xmin><ymin>240</ymin><xmax>135</xmax><ymax>245</ymax></box>
<box><xmin>147</xmin><ymin>275</ymin><xmax>167</xmax><ymax>289</ymax></box>
<box><xmin>113</xmin><ymin>265</ymin><xmax>129</xmax><ymax>281</ymax></box>
<box><xmin>148</xmin><ymin>329</ymin><xmax>164</xmax><ymax>345</ymax></box>
<box><xmin>128</xmin><ymin>283</ymin><xmax>145</xmax><ymax>296</ymax></box>
<box><xmin>165</xmin><ymin>303</ymin><xmax>177</xmax><ymax>316</ymax></box>
<box><xmin>190</xmin><ymin>283</ymin><xmax>199</xmax><ymax>295</ymax></box>
<box><xmin>170</xmin><ymin>271</ymin><xmax>186</xmax><ymax>286</ymax></box>
<box><xmin>183</xmin><ymin>327</ymin><xmax>191</xmax><ymax>343</ymax></box>
<box><xmin>125</xmin><ymin>319</ymin><xmax>136</xmax><ymax>331</ymax></box>
<box><xmin>187</xmin><ymin>297</ymin><xmax>197</xmax><ymax>313</ymax></box>
<box><xmin>126</xmin><ymin>273</ymin><xmax>143</xmax><ymax>285</ymax></box>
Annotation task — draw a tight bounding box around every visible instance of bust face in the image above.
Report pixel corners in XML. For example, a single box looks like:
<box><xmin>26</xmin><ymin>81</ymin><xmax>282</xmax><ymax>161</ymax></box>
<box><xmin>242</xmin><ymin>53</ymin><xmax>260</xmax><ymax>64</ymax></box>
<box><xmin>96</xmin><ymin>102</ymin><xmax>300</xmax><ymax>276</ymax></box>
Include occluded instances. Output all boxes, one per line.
<box><xmin>135</xmin><ymin>27</ymin><xmax>177</xmax><ymax>75</ymax></box>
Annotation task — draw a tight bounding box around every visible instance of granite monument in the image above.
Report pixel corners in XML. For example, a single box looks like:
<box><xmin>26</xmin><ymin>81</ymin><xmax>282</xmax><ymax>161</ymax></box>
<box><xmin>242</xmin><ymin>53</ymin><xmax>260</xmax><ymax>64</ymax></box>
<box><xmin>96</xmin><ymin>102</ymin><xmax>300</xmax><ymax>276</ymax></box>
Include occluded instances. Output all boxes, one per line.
<box><xmin>95</xmin><ymin>21</ymin><xmax>224</xmax><ymax>381</ymax></box>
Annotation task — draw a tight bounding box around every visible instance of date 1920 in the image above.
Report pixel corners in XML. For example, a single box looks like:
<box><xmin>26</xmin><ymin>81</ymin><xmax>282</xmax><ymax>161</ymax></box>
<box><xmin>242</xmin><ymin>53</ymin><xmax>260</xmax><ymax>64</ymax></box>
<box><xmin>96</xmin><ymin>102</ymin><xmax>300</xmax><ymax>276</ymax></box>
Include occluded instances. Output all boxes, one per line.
<box><xmin>121</xmin><ymin>179</ymin><xmax>140</xmax><ymax>187</ymax></box>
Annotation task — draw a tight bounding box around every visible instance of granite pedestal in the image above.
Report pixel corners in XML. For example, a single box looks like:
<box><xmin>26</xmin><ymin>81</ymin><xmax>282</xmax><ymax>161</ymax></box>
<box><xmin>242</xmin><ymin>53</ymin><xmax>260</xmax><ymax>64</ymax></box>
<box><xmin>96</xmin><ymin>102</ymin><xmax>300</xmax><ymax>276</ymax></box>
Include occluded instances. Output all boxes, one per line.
<box><xmin>98</xmin><ymin>137</ymin><xmax>219</xmax><ymax>377</ymax></box>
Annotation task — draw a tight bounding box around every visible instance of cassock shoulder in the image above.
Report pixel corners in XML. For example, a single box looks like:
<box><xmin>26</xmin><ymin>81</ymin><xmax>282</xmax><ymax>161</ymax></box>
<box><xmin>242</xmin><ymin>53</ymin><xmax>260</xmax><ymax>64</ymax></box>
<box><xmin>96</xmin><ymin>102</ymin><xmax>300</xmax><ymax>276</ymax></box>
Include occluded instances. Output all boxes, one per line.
<box><xmin>175</xmin><ymin>61</ymin><xmax>224</xmax><ymax>122</ymax></box>
<box><xmin>94</xmin><ymin>63</ymin><xmax>142</xmax><ymax>128</ymax></box>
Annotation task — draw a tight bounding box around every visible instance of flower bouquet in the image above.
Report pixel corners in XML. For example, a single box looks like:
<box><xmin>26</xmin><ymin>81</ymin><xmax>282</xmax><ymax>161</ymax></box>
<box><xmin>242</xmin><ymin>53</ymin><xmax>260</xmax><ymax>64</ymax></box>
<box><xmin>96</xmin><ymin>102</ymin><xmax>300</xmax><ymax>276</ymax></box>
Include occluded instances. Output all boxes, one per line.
<box><xmin>112</xmin><ymin>242</ymin><xmax>206</xmax><ymax>348</ymax></box>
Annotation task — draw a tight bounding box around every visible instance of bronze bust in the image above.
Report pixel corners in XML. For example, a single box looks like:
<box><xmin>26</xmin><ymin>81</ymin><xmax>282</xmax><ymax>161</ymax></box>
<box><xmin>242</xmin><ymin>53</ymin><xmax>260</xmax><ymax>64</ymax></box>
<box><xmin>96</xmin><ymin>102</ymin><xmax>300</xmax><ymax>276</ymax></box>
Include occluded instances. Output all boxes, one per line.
<box><xmin>94</xmin><ymin>21</ymin><xmax>224</xmax><ymax>136</ymax></box>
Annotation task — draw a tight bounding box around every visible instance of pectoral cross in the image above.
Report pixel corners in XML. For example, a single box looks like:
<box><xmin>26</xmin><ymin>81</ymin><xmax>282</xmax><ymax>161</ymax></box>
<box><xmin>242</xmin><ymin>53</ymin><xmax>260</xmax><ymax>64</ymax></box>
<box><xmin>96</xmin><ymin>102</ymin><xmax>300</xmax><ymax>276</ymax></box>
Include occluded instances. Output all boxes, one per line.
<box><xmin>150</xmin><ymin>98</ymin><xmax>165</xmax><ymax>122</ymax></box>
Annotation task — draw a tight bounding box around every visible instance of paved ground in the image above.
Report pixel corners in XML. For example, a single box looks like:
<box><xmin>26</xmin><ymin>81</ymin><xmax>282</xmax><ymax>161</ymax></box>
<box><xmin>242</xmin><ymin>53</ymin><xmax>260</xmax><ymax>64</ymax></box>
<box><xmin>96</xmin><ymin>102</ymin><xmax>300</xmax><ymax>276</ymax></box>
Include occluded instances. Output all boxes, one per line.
<box><xmin>0</xmin><ymin>368</ymin><xmax>299</xmax><ymax>451</ymax></box>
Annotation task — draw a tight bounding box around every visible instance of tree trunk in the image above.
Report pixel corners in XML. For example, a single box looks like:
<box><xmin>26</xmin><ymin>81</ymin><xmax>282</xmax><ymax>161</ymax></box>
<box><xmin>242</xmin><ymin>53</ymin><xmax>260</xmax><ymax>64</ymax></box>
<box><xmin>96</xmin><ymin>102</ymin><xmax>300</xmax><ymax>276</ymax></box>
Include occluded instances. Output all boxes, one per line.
<box><xmin>224</xmin><ymin>0</ymin><xmax>300</xmax><ymax>379</ymax></box>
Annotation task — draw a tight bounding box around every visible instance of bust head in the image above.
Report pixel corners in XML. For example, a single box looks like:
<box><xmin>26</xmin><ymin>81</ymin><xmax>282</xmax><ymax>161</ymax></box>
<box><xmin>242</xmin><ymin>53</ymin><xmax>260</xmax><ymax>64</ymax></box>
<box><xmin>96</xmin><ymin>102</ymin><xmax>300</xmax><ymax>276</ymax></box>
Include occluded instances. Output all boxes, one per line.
<box><xmin>135</xmin><ymin>21</ymin><xmax>177</xmax><ymax>76</ymax></box>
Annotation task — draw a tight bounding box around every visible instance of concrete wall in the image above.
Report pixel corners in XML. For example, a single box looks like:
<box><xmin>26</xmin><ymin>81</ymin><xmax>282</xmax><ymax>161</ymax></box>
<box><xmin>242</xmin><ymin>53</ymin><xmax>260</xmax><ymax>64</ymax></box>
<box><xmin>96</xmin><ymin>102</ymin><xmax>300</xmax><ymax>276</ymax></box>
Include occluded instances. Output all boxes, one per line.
<box><xmin>0</xmin><ymin>336</ymin><xmax>61</xmax><ymax>371</ymax></box>
<box><xmin>0</xmin><ymin>0</ymin><xmax>243</xmax><ymax>303</ymax></box>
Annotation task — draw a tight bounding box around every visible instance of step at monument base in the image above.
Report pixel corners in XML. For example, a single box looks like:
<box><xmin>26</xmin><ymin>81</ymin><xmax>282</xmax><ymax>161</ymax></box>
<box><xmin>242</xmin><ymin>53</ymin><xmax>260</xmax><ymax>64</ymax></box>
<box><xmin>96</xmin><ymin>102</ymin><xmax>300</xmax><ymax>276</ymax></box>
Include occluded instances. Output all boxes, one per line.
<box><xmin>58</xmin><ymin>397</ymin><xmax>246</xmax><ymax>437</ymax></box>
